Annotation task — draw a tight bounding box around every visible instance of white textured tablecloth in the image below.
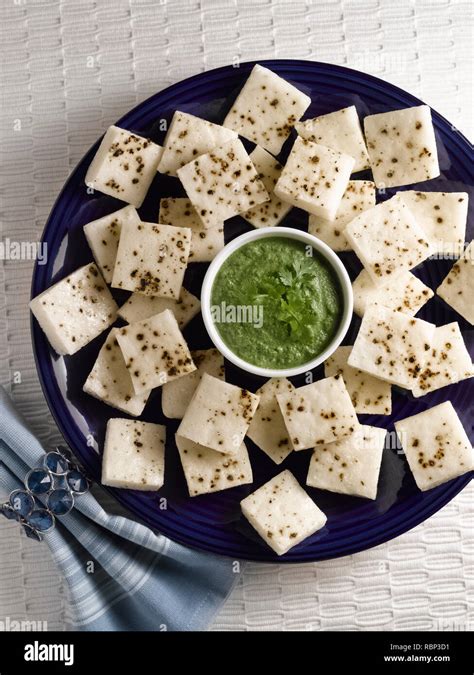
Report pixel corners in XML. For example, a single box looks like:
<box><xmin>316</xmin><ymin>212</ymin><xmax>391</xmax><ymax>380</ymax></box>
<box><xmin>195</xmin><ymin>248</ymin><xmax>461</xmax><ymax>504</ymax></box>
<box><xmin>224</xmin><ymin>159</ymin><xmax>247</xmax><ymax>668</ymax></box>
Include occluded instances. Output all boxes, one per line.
<box><xmin>0</xmin><ymin>0</ymin><xmax>472</xmax><ymax>632</ymax></box>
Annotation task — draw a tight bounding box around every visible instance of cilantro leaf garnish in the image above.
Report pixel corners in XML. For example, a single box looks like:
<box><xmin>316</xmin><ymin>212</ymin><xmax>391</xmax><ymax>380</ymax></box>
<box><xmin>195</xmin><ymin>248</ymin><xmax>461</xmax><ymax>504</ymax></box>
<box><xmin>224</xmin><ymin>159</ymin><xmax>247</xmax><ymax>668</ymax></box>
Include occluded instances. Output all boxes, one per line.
<box><xmin>253</xmin><ymin>259</ymin><xmax>322</xmax><ymax>336</ymax></box>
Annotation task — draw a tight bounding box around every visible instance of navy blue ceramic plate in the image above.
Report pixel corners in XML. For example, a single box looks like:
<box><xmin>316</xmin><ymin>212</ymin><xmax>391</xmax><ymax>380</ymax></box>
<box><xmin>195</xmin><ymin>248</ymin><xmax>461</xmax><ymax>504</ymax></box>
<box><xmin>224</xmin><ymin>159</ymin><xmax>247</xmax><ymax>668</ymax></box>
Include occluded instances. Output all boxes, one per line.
<box><xmin>31</xmin><ymin>60</ymin><xmax>473</xmax><ymax>562</ymax></box>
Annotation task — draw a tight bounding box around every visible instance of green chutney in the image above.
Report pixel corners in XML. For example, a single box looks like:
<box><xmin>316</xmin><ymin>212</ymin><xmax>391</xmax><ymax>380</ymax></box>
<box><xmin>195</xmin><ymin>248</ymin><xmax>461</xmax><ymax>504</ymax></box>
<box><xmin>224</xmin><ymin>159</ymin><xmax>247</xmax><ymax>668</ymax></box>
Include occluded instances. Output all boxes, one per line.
<box><xmin>211</xmin><ymin>237</ymin><xmax>343</xmax><ymax>369</ymax></box>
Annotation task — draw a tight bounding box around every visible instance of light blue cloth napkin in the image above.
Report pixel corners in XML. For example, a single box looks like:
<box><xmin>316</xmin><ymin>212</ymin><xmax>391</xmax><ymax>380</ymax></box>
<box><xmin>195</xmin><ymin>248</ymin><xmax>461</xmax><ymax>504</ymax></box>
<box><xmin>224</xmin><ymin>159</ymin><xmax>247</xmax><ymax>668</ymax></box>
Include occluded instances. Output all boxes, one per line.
<box><xmin>0</xmin><ymin>386</ymin><xmax>239</xmax><ymax>631</ymax></box>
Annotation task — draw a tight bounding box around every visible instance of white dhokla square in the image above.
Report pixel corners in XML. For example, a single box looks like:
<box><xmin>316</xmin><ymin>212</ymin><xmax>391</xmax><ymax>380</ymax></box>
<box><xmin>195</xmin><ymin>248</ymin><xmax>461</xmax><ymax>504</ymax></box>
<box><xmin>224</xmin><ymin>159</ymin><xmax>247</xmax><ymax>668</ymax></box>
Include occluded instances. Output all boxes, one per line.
<box><xmin>112</xmin><ymin>221</ymin><xmax>191</xmax><ymax>299</ymax></box>
<box><xmin>118</xmin><ymin>288</ymin><xmax>200</xmax><ymax>327</ymax></box>
<box><xmin>162</xmin><ymin>348</ymin><xmax>225</xmax><ymax>419</ymax></box>
<box><xmin>240</xmin><ymin>470</ymin><xmax>327</xmax><ymax>556</ymax></box>
<box><xmin>223</xmin><ymin>64</ymin><xmax>311</xmax><ymax>155</ymax></box>
<box><xmin>157</xmin><ymin>111</ymin><xmax>237</xmax><ymax>176</ymax></box>
<box><xmin>85</xmin><ymin>126</ymin><xmax>163</xmax><ymax>207</ymax></box>
<box><xmin>83</xmin><ymin>328</ymin><xmax>150</xmax><ymax>416</ymax></box>
<box><xmin>159</xmin><ymin>198</ymin><xmax>224</xmax><ymax>262</ymax></box>
<box><xmin>116</xmin><ymin>309</ymin><xmax>195</xmax><ymax>395</ymax></box>
<box><xmin>307</xmin><ymin>425</ymin><xmax>387</xmax><ymax>499</ymax></box>
<box><xmin>296</xmin><ymin>106</ymin><xmax>370</xmax><ymax>172</ymax></box>
<box><xmin>344</xmin><ymin>195</ymin><xmax>433</xmax><ymax>284</ymax></box>
<box><xmin>394</xmin><ymin>402</ymin><xmax>473</xmax><ymax>491</ymax></box>
<box><xmin>177</xmin><ymin>373</ymin><xmax>259</xmax><ymax>455</ymax></box>
<box><xmin>274</xmin><ymin>137</ymin><xmax>355</xmax><ymax>220</ymax></box>
<box><xmin>352</xmin><ymin>269</ymin><xmax>433</xmax><ymax>318</ymax></box>
<box><xmin>400</xmin><ymin>191</ymin><xmax>468</xmax><ymax>257</ymax></box>
<box><xmin>177</xmin><ymin>138</ymin><xmax>269</xmax><ymax>228</ymax></box>
<box><xmin>412</xmin><ymin>322</ymin><xmax>474</xmax><ymax>397</ymax></box>
<box><xmin>83</xmin><ymin>205</ymin><xmax>140</xmax><ymax>283</ymax></box>
<box><xmin>241</xmin><ymin>146</ymin><xmax>292</xmax><ymax>228</ymax></box>
<box><xmin>364</xmin><ymin>105</ymin><xmax>440</xmax><ymax>188</ymax></box>
<box><xmin>437</xmin><ymin>241</ymin><xmax>474</xmax><ymax>325</ymax></box>
<box><xmin>247</xmin><ymin>378</ymin><xmax>296</xmax><ymax>465</ymax></box>
<box><xmin>348</xmin><ymin>306</ymin><xmax>436</xmax><ymax>389</ymax></box>
<box><xmin>30</xmin><ymin>263</ymin><xmax>117</xmax><ymax>356</ymax></box>
<box><xmin>102</xmin><ymin>418</ymin><xmax>165</xmax><ymax>491</ymax></box>
<box><xmin>276</xmin><ymin>375</ymin><xmax>359</xmax><ymax>450</ymax></box>
<box><xmin>324</xmin><ymin>346</ymin><xmax>391</xmax><ymax>415</ymax></box>
<box><xmin>176</xmin><ymin>436</ymin><xmax>252</xmax><ymax>497</ymax></box>
<box><xmin>308</xmin><ymin>180</ymin><xmax>375</xmax><ymax>252</ymax></box>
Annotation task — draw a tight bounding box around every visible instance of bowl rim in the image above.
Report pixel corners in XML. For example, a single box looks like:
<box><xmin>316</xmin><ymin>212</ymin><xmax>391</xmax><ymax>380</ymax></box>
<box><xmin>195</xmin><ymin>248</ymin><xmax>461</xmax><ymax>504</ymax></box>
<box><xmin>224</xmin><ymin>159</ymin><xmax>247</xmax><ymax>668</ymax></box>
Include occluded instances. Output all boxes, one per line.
<box><xmin>200</xmin><ymin>226</ymin><xmax>353</xmax><ymax>377</ymax></box>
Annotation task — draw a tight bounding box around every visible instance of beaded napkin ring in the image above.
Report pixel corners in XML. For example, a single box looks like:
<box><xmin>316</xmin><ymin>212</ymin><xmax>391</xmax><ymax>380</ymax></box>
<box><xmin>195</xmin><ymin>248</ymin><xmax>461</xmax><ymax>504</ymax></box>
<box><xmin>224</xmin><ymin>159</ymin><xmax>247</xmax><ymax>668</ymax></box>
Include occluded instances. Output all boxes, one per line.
<box><xmin>1</xmin><ymin>446</ymin><xmax>90</xmax><ymax>541</ymax></box>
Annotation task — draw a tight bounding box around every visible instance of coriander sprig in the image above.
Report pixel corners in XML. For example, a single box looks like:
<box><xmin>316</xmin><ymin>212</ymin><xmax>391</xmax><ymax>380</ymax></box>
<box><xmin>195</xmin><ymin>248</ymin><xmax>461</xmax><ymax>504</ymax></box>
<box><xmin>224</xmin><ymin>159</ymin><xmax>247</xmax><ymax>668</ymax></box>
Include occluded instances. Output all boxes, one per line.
<box><xmin>253</xmin><ymin>259</ymin><xmax>322</xmax><ymax>336</ymax></box>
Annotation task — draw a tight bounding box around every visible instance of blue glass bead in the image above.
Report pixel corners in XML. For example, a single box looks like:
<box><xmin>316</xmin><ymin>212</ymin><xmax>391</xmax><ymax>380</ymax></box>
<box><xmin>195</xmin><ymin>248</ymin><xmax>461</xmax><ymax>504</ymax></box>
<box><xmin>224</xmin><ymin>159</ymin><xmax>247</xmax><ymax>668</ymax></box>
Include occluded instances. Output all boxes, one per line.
<box><xmin>66</xmin><ymin>469</ymin><xmax>89</xmax><ymax>495</ymax></box>
<box><xmin>22</xmin><ymin>523</ymin><xmax>43</xmax><ymax>541</ymax></box>
<box><xmin>9</xmin><ymin>490</ymin><xmax>35</xmax><ymax>517</ymax></box>
<box><xmin>47</xmin><ymin>489</ymin><xmax>74</xmax><ymax>516</ymax></box>
<box><xmin>26</xmin><ymin>509</ymin><xmax>55</xmax><ymax>532</ymax></box>
<box><xmin>44</xmin><ymin>451</ymin><xmax>69</xmax><ymax>475</ymax></box>
<box><xmin>1</xmin><ymin>504</ymin><xmax>20</xmax><ymax>521</ymax></box>
<box><xmin>25</xmin><ymin>468</ymin><xmax>52</xmax><ymax>495</ymax></box>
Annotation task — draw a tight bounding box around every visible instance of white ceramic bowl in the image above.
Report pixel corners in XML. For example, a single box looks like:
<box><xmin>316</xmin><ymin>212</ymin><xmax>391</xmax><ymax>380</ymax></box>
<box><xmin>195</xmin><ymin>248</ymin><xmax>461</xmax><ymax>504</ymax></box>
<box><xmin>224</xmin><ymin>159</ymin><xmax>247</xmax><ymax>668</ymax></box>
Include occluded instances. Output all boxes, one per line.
<box><xmin>201</xmin><ymin>227</ymin><xmax>353</xmax><ymax>378</ymax></box>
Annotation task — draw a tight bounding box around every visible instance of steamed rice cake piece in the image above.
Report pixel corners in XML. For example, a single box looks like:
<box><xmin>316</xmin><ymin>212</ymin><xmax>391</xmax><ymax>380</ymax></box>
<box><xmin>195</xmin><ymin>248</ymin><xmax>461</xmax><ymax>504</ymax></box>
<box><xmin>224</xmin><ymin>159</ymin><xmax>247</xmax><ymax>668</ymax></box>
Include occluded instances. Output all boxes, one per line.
<box><xmin>296</xmin><ymin>105</ymin><xmax>370</xmax><ymax>172</ymax></box>
<box><xmin>83</xmin><ymin>328</ymin><xmax>150</xmax><ymax>416</ymax></box>
<box><xmin>276</xmin><ymin>375</ymin><xmax>359</xmax><ymax>451</ymax></box>
<box><xmin>223</xmin><ymin>64</ymin><xmax>311</xmax><ymax>155</ymax></box>
<box><xmin>29</xmin><ymin>263</ymin><xmax>117</xmax><ymax>356</ymax></box>
<box><xmin>158</xmin><ymin>198</ymin><xmax>224</xmax><ymax>262</ymax></box>
<box><xmin>176</xmin><ymin>435</ymin><xmax>252</xmax><ymax>497</ymax></box>
<box><xmin>162</xmin><ymin>348</ymin><xmax>225</xmax><ymax>419</ymax></box>
<box><xmin>177</xmin><ymin>138</ymin><xmax>269</xmax><ymax>229</ymax></box>
<box><xmin>347</xmin><ymin>305</ymin><xmax>436</xmax><ymax>389</ymax></box>
<box><xmin>83</xmin><ymin>205</ymin><xmax>140</xmax><ymax>283</ymax></box>
<box><xmin>352</xmin><ymin>269</ymin><xmax>433</xmax><ymax>318</ymax></box>
<box><xmin>241</xmin><ymin>146</ymin><xmax>292</xmax><ymax>228</ymax></box>
<box><xmin>240</xmin><ymin>470</ymin><xmax>327</xmax><ymax>555</ymax></box>
<box><xmin>247</xmin><ymin>378</ymin><xmax>296</xmax><ymax>464</ymax></box>
<box><xmin>394</xmin><ymin>401</ymin><xmax>473</xmax><ymax>491</ymax></box>
<box><xmin>412</xmin><ymin>322</ymin><xmax>474</xmax><ymax>397</ymax></box>
<box><xmin>307</xmin><ymin>424</ymin><xmax>387</xmax><ymax>499</ymax></box>
<box><xmin>101</xmin><ymin>418</ymin><xmax>165</xmax><ymax>491</ymax></box>
<box><xmin>115</xmin><ymin>309</ymin><xmax>195</xmax><ymax>395</ymax></box>
<box><xmin>112</xmin><ymin>221</ymin><xmax>191</xmax><ymax>299</ymax></box>
<box><xmin>157</xmin><ymin>111</ymin><xmax>237</xmax><ymax>176</ymax></box>
<box><xmin>364</xmin><ymin>105</ymin><xmax>440</xmax><ymax>188</ymax></box>
<box><xmin>177</xmin><ymin>373</ymin><xmax>259</xmax><ymax>455</ymax></box>
<box><xmin>85</xmin><ymin>125</ymin><xmax>163</xmax><ymax>207</ymax></box>
<box><xmin>324</xmin><ymin>346</ymin><xmax>391</xmax><ymax>415</ymax></box>
<box><xmin>344</xmin><ymin>194</ymin><xmax>433</xmax><ymax>284</ymax></box>
<box><xmin>118</xmin><ymin>287</ymin><xmax>200</xmax><ymax>327</ymax></box>
<box><xmin>436</xmin><ymin>241</ymin><xmax>474</xmax><ymax>325</ymax></box>
<box><xmin>308</xmin><ymin>180</ymin><xmax>375</xmax><ymax>252</ymax></box>
<box><xmin>274</xmin><ymin>137</ymin><xmax>355</xmax><ymax>220</ymax></box>
<box><xmin>399</xmin><ymin>191</ymin><xmax>468</xmax><ymax>257</ymax></box>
